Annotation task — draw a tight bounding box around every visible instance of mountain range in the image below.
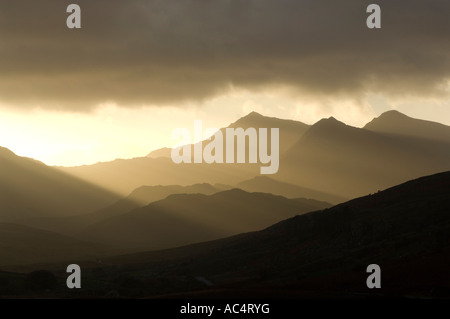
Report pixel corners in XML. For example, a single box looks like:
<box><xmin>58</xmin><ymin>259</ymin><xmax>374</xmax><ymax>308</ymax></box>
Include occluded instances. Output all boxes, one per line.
<box><xmin>57</xmin><ymin>110</ymin><xmax>450</xmax><ymax>201</ymax></box>
<box><xmin>4</xmin><ymin>170</ymin><xmax>448</xmax><ymax>298</ymax></box>
<box><xmin>21</xmin><ymin>183</ymin><xmax>222</xmax><ymax>235</ymax></box>
<box><xmin>279</xmin><ymin>113</ymin><xmax>450</xmax><ymax>198</ymax></box>
<box><xmin>85</xmin><ymin>170</ymin><xmax>450</xmax><ymax>298</ymax></box>
<box><xmin>79</xmin><ymin>189</ymin><xmax>331</xmax><ymax>252</ymax></box>
<box><xmin>365</xmin><ymin>110</ymin><xmax>450</xmax><ymax>142</ymax></box>
<box><xmin>1</xmin><ymin>110</ymin><xmax>450</xmax><ymax>298</ymax></box>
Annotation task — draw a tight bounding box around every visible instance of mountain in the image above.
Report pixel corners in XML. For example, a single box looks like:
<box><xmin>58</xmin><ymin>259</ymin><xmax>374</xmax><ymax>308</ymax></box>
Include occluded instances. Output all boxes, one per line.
<box><xmin>5</xmin><ymin>171</ymin><xmax>450</xmax><ymax>298</ymax></box>
<box><xmin>364</xmin><ymin>110</ymin><xmax>450</xmax><ymax>142</ymax></box>
<box><xmin>89</xmin><ymin>171</ymin><xmax>450</xmax><ymax>298</ymax></box>
<box><xmin>236</xmin><ymin>176</ymin><xmax>346</xmax><ymax>204</ymax></box>
<box><xmin>0</xmin><ymin>147</ymin><xmax>119</xmax><ymax>222</ymax></box>
<box><xmin>94</xmin><ymin>183</ymin><xmax>220</xmax><ymax>219</ymax></box>
<box><xmin>278</xmin><ymin>114</ymin><xmax>450</xmax><ymax>199</ymax></box>
<box><xmin>228</xmin><ymin>111</ymin><xmax>310</xmax><ymax>156</ymax></box>
<box><xmin>80</xmin><ymin>189</ymin><xmax>327</xmax><ymax>252</ymax></box>
<box><xmin>148</xmin><ymin>113</ymin><xmax>309</xmax><ymax>159</ymax></box>
<box><xmin>55</xmin><ymin>110</ymin><xmax>450</xmax><ymax>201</ymax></box>
<box><xmin>57</xmin><ymin>113</ymin><xmax>310</xmax><ymax>196</ymax></box>
<box><xmin>0</xmin><ymin>223</ymin><xmax>108</xmax><ymax>266</ymax></box>
<box><xmin>29</xmin><ymin>183</ymin><xmax>221</xmax><ymax>235</ymax></box>
<box><xmin>57</xmin><ymin>157</ymin><xmax>258</xmax><ymax>197</ymax></box>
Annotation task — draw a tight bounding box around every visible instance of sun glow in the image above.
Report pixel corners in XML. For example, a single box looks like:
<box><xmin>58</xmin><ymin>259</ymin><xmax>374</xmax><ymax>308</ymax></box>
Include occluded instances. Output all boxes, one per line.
<box><xmin>1</xmin><ymin>90</ymin><xmax>449</xmax><ymax>167</ymax></box>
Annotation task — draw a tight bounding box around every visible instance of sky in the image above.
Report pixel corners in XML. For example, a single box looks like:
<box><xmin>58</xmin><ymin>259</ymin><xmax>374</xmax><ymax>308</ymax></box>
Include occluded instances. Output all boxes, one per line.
<box><xmin>0</xmin><ymin>0</ymin><xmax>449</xmax><ymax>166</ymax></box>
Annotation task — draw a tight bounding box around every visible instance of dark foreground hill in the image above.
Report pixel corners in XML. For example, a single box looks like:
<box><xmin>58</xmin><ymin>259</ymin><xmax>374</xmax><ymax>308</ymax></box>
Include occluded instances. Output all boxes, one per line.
<box><xmin>0</xmin><ymin>223</ymin><xmax>109</xmax><ymax>266</ymax></box>
<box><xmin>6</xmin><ymin>172</ymin><xmax>450</xmax><ymax>298</ymax></box>
<box><xmin>236</xmin><ymin>176</ymin><xmax>346</xmax><ymax>204</ymax></box>
<box><xmin>5</xmin><ymin>171</ymin><xmax>449</xmax><ymax>298</ymax></box>
<box><xmin>70</xmin><ymin>171</ymin><xmax>450</xmax><ymax>298</ymax></box>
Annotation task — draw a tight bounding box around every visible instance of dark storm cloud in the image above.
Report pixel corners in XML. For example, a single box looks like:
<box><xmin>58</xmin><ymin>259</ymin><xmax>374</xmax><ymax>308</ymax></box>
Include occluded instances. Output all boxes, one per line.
<box><xmin>0</xmin><ymin>0</ymin><xmax>449</xmax><ymax>110</ymax></box>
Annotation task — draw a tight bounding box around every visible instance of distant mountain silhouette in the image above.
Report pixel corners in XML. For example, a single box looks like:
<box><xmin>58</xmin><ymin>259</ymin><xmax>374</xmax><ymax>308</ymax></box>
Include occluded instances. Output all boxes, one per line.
<box><xmin>147</xmin><ymin>113</ymin><xmax>310</xmax><ymax>160</ymax></box>
<box><xmin>58</xmin><ymin>112</ymin><xmax>309</xmax><ymax>195</ymax></box>
<box><xmin>89</xmin><ymin>183</ymin><xmax>220</xmax><ymax>221</ymax></box>
<box><xmin>52</xmin><ymin>110</ymin><xmax>450</xmax><ymax>208</ymax></box>
<box><xmin>10</xmin><ymin>183</ymin><xmax>224</xmax><ymax>265</ymax></box>
<box><xmin>279</xmin><ymin>114</ymin><xmax>450</xmax><ymax>198</ymax></box>
<box><xmin>229</xmin><ymin>111</ymin><xmax>310</xmax><ymax>156</ymax></box>
<box><xmin>80</xmin><ymin>189</ymin><xmax>329</xmax><ymax>252</ymax></box>
<box><xmin>365</xmin><ymin>110</ymin><xmax>450</xmax><ymax>142</ymax></box>
<box><xmin>97</xmin><ymin>171</ymin><xmax>450</xmax><ymax>298</ymax></box>
<box><xmin>0</xmin><ymin>223</ymin><xmax>107</xmax><ymax>266</ymax></box>
<box><xmin>236</xmin><ymin>176</ymin><xmax>346</xmax><ymax>204</ymax></box>
<box><xmin>57</xmin><ymin>157</ymin><xmax>258</xmax><ymax>196</ymax></box>
<box><xmin>0</xmin><ymin>147</ymin><xmax>119</xmax><ymax>222</ymax></box>
<box><xmin>213</xmin><ymin>183</ymin><xmax>234</xmax><ymax>191</ymax></box>
<box><xmin>30</xmin><ymin>183</ymin><xmax>221</xmax><ymax>235</ymax></box>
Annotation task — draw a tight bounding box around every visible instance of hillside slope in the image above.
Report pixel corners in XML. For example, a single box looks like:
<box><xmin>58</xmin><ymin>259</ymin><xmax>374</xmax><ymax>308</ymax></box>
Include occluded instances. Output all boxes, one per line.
<box><xmin>0</xmin><ymin>147</ymin><xmax>119</xmax><ymax>222</ymax></box>
<box><xmin>80</xmin><ymin>189</ymin><xmax>329</xmax><ymax>251</ymax></box>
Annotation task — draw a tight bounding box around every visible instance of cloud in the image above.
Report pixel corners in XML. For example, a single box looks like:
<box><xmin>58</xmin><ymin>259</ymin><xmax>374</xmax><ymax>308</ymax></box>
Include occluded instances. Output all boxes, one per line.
<box><xmin>0</xmin><ymin>0</ymin><xmax>449</xmax><ymax>111</ymax></box>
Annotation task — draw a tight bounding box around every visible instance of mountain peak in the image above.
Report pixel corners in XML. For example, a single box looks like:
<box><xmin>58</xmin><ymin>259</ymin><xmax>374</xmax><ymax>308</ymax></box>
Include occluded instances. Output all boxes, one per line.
<box><xmin>313</xmin><ymin>116</ymin><xmax>346</xmax><ymax>128</ymax></box>
<box><xmin>382</xmin><ymin>110</ymin><xmax>405</xmax><ymax>115</ymax></box>
<box><xmin>229</xmin><ymin>111</ymin><xmax>268</xmax><ymax>128</ymax></box>
<box><xmin>378</xmin><ymin>110</ymin><xmax>409</xmax><ymax>119</ymax></box>
<box><xmin>364</xmin><ymin>110</ymin><xmax>450</xmax><ymax>141</ymax></box>
<box><xmin>0</xmin><ymin>146</ymin><xmax>17</xmax><ymax>157</ymax></box>
<box><xmin>235</xmin><ymin>111</ymin><xmax>264</xmax><ymax>123</ymax></box>
<box><xmin>229</xmin><ymin>112</ymin><xmax>308</xmax><ymax>130</ymax></box>
<box><xmin>245</xmin><ymin>111</ymin><xmax>263</xmax><ymax>118</ymax></box>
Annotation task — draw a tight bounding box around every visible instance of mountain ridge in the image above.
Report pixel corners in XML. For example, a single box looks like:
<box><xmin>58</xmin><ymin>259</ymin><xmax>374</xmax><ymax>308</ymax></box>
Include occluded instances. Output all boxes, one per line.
<box><xmin>364</xmin><ymin>110</ymin><xmax>450</xmax><ymax>142</ymax></box>
<box><xmin>0</xmin><ymin>147</ymin><xmax>119</xmax><ymax>222</ymax></box>
<box><xmin>279</xmin><ymin>112</ymin><xmax>450</xmax><ymax>198</ymax></box>
<box><xmin>79</xmin><ymin>188</ymin><xmax>331</xmax><ymax>252</ymax></box>
<box><xmin>92</xmin><ymin>170</ymin><xmax>450</xmax><ymax>298</ymax></box>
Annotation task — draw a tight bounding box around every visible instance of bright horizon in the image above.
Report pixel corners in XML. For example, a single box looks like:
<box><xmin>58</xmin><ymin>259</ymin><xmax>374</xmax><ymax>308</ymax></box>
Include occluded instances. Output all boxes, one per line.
<box><xmin>1</xmin><ymin>92</ymin><xmax>450</xmax><ymax>167</ymax></box>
